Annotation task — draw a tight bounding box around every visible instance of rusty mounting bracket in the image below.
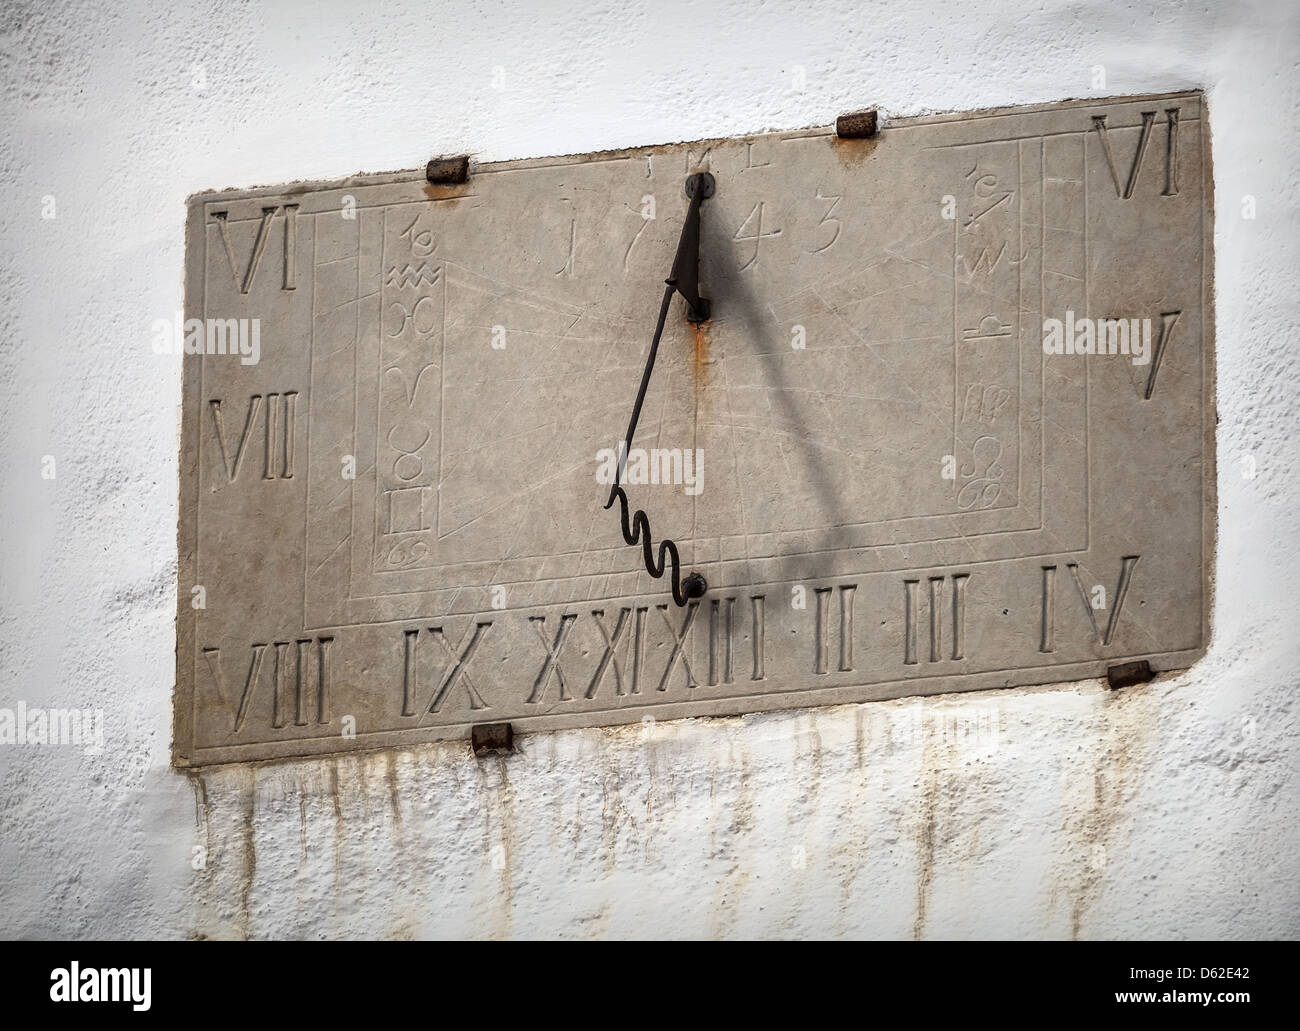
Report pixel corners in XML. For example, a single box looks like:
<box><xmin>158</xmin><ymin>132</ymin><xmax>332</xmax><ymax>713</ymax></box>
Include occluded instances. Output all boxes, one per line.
<box><xmin>471</xmin><ymin>722</ymin><xmax>514</xmax><ymax>755</ymax></box>
<box><xmin>1106</xmin><ymin>660</ymin><xmax>1156</xmax><ymax>690</ymax></box>
<box><xmin>836</xmin><ymin>108</ymin><xmax>879</xmax><ymax>139</ymax></box>
<box><xmin>426</xmin><ymin>154</ymin><xmax>471</xmax><ymax>185</ymax></box>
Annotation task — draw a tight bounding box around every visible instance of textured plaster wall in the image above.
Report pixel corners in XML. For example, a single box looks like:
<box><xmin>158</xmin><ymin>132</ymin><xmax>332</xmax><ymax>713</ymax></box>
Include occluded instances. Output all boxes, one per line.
<box><xmin>1</xmin><ymin>0</ymin><xmax>1297</xmax><ymax>939</ymax></box>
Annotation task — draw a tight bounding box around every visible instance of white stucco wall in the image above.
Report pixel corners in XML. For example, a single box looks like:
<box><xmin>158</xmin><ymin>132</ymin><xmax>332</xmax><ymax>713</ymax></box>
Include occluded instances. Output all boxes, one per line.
<box><xmin>1</xmin><ymin>0</ymin><xmax>1297</xmax><ymax>939</ymax></box>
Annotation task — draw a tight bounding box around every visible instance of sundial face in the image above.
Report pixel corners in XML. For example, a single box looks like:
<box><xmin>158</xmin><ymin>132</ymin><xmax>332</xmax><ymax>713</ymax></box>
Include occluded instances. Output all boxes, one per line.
<box><xmin>175</xmin><ymin>91</ymin><xmax>1213</xmax><ymax>765</ymax></box>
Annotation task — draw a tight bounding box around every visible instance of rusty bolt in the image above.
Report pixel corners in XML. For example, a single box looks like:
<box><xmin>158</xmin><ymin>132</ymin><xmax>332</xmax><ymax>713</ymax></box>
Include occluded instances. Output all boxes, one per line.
<box><xmin>426</xmin><ymin>154</ymin><xmax>471</xmax><ymax>185</ymax></box>
<box><xmin>836</xmin><ymin>108</ymin><xmax>879</xmax><ymax>139</ymax></box>
<box><xmin>1106</xmin><ymin>660</ymin><xmax>1155</xmax><ymax>690</ymax></box>
<box><xmin>471</xmin><ymin>722</ymin><xmax>514</xmax><ymax>755</ymax></box>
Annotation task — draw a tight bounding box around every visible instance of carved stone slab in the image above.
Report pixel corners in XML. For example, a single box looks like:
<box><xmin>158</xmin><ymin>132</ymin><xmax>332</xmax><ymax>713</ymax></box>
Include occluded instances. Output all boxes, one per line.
<box><xmin>174</xmin><ymin>91</ymin><xmax>1214</xmax><ymax>765</ymax></box>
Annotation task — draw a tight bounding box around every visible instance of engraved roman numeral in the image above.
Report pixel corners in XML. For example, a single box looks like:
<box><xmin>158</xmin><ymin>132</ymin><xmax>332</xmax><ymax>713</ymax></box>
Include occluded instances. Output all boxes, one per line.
<box><xmin>1144</xmin><ymin>310</ymin><xmax>1181</xmax><ymax>400</ymax></box>
<box><xmin>1092</xmin><ymin>109</ymin><xmax>1180</xmax><ymax>200</ymax></box>
<box><xmin>1039</xmin><ymin>556</ymin><xmax>1140</xmax><ymax>652</ymax></box>
<box><xmin>708</xmin><ymin>597</ymin><xmax>735</xmax><ymax>686</ymax></box>
<box><xmin>204</xmin><ymin>636</ymin><xmax>333</xmax><ymax>732</ymax></box>
<box><xmin>1162</xmin><ymin>108</ymin><xmax>1181</xmax><ymax>196</ymax></box>
<box><xmin>260</xmin><ymin>392</ymin><xmax>298</xmax><ymax>479</ymax></box>
<box><xmin>203</xmin><ymin>644</ymin><xmax>265</xmax><ymax>733</ymax></box>
<box><xmin>587</xmin><ymin>607</ymin><xmax>631</xmax><ymax>698</ymax></box>
<box><xmin>208</xmin><ymin>395</ymin><xmax>260</xmax><ymax>482</ymax></box>
<box><xmin>813</xmin><ymin>584</ymin><xmax>856</xmax><ymax>674</ymax></box>
<box><xmin>705</xmin><ymin>594</ymin><xmax>766</xmax><ymax>685</ymax></box>
<box><xmin>208</xmin><ymin>392</ymin><xmax>297</xmax><ymax>482</ymax></box>
<box><xmin>211</xmin><ymin>204</ymin><xmax>299</xmax><ymax>293</ymax></box>
<box><xmin>401</xmin><ymin>622</ymin><xmax>491</xmax><ymax>715</ymax></box>
<box><xmin>526</xmin><ymin>613</ymin><xmax>578</xmax><ymax>703</ymax></box>
<box><xmin>630</xmin><ymin>605</ymin><xmax>649</xmax><ymax>694</ymax></box>
<box><xmin>585</xmin><ymin>596</ymin><xmax>769</xmax><ymax>694</ymax></box>
<box><xmin>657</xmin><ymin>602</ymin><xmax>700</xmax><ymax>692</ymax></box>
<box><xmin>270</xmin><ymin>638</ymin><xmax>333</xmax><ymax>728</ymax></box>
<box><xmin>903</xmin><ymin>573</ymin><xmax>969</xmax><ymax>664</ymax></box>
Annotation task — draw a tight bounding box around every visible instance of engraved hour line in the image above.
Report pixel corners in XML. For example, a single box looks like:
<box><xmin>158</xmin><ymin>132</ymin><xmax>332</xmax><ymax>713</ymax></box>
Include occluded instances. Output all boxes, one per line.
<box><xmin>204</xmin><ymin>636</ymin><xmax>333</xmax><ymax>732</ymax></box>
<box><xmin>1091</xmin><ymin>109</ymin><xmax>1179</xmax><ymax>199</ymax></box>
<box><xmin>1038</xmin><ymin>556</ymin><xmax>1140</xmax><ymax>652</ymax></box>
<box><xmin>527</xmin><ymin>613</ymin><xmax>578</xmax><ymax>704</ymax></box>
<box><xmin>401</xmin><ymin>622</ymin><xmax>492</xmax><ymax>715</ymax></box>
<box><xmin>208</xmin><ymin>393</ymin><xmax>297</xmax><ymax>482</ymax></box>
<box><xmin>903</xmin><ymin>573</ymin><xmax>970</xmax><ymax>665</ymax></box>
<box><xmin>211</xmin><ymin>204</ymin><xmax>298</xmax><ymax>293</ymax></box>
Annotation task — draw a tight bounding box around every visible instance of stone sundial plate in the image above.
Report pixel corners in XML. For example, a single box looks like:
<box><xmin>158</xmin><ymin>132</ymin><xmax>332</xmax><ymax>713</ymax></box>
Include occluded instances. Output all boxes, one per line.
<box><xmin>174</xmin><ymin>91</ymin><xmax>1213</xmax><ymax>766</ymax></box>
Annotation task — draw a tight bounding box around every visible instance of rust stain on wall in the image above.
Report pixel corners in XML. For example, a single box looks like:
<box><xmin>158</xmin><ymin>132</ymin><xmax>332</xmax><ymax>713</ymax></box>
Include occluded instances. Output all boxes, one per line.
<box><xmin>691</xmin><ymin>318</ymin><xmax>710</xmax><ymax>380</ymax></box>
<box><xmin>832</xmin><ymin>133</ymin><xmax>879</xmax><ymax>170</ymax></box>
<box><xmin>1061</xmin><ymin>685</ymin><xmax>1157</xmax><ymax>939</ymax></box>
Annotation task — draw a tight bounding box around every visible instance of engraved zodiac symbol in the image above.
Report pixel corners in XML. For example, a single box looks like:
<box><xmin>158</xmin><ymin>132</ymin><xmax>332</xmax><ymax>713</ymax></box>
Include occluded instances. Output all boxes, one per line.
<box><xmin>962</xmin><ymin>315</ymin><xmax>1013</xmax><ymax>341</ymax></box>
<box><xmin>383</xmin><ymin>365</ymin><xmax>436</xmax><ymax>482</ymax></box>
<box><xmin>385</xmin><ymin>296</ymin><xmax>439</xmax><ymax>337</ymax></box>
<box><xmin>399</xmin><ymin>215</ymin><xmax>435</xmax><ymax>256</ymax></box>
<box><xmin>386</xmin><ymin>424</ymin><xmax>431</xmax><ymax>482</ymax></box>
<box><xmin>384</xmin><ymin>363</ymin><xmax>438</xmax><ymax>410</ymax></box>
<box><xmin>387</xmin><ymin>537</ymin><xmax>430</xmax><ymax>567</ymax></box>
<box><xmin>961</xmin><ymin>383</ymin><xmax>1012</xmax><ymax>425</ymax></box>
<box><xmin>963</xmin><ymin>164</ymin><xmax>1014</xmax><ymax>227</ymax></box>
<box><xmin>386</xmin><ymin>263</ymin><xmax>439</xmax><ymax>288</ymax></box>
<box><xmin>957</xmin><ymin>435</ymin><xmax>1004</xmax><ymax>510</ymax></box>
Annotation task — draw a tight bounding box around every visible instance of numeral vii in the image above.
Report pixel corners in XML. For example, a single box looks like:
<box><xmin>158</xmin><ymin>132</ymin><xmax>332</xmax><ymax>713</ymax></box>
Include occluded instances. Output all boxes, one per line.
<box><xmin>208</xmin><ymin>392</ymin><xmax>297</xmax><ymax>482</ymax></box>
